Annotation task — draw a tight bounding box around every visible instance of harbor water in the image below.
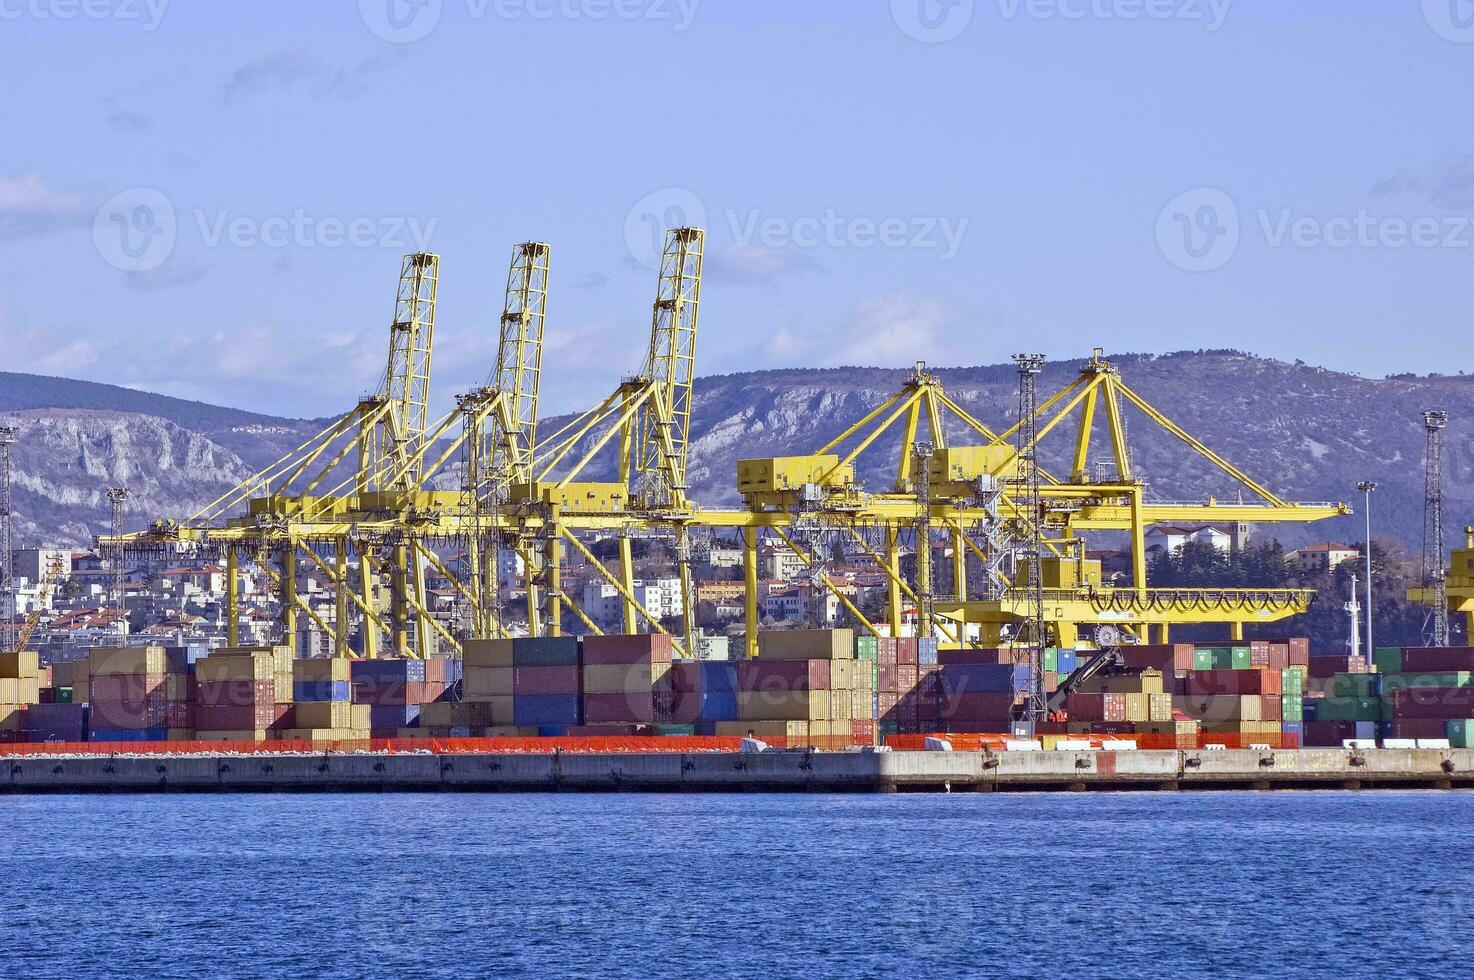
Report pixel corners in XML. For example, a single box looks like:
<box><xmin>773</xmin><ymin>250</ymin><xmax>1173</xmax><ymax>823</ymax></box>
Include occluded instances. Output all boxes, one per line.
<box><xmin>2</xmin><ymin>791</ymin><xmax>1472</xmax><ymax>978</ymax></box>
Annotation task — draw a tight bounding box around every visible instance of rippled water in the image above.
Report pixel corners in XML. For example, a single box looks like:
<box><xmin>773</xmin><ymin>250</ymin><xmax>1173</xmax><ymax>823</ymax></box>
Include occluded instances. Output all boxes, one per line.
<box><xmin>2</xmin><ymin>791</ymin><xmax>1471</xmax><ymax>979</ymax></box>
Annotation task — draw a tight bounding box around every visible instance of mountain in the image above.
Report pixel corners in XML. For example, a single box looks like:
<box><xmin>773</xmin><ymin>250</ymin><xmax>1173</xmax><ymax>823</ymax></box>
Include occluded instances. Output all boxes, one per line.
<box><xmin>2</xmin><ymin>352</ymin><xmax>1470</xmax><ymax>549</ymax></box>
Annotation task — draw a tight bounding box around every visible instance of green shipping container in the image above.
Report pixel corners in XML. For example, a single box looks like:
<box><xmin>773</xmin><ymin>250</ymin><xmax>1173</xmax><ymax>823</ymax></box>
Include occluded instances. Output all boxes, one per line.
<box><xmin>1373</xmin><ymin>647</ymin><xmax>1402</xmax><ymax>673</ymax></box>
<box><xmin>1194</xmin><ymin>648</ymin><xmax>1218</xmax><ymax>671</ymax></box>
<box><xmin>1314</xmin><ymin>697</ymin><xmax>1382</xmax><ymax>722</ymax></box>
<box><xmin>1042</xmin><ymin>648</ymin><xmax>1058</xmax><ymax>672</ymax></box>
<box><xmin>654</xmin><ymin>724</ymin><xmax>697</xmax><ymax>736</ymax></box>
<box><xmin>1447</xmin><ymin>719</ymin><xmax>1474</xmax><ymax>748</ymax></box>
<box><xmin>1282</xmin><ymin>694</ymin><xmax>1304</xmax><ymax>722</ymax></box>
<box><xmin>1281</xmin><ymin>669</ymin><xmax>1304</xmax><ymax>696</ymax></box>
<box><xmin>55</xmin><ymin>686</ymin><xmax>74</xmax><ymax>704</ymax></box>
<box><xmin>855</xmin><ymin>635</ymin><xmax>879</xmax><ymax>659</ymax></box>
<box><xmin>1229</xmin><ymin>647</ymin><xmax>1252</xmax><ymax>671</ymax></box>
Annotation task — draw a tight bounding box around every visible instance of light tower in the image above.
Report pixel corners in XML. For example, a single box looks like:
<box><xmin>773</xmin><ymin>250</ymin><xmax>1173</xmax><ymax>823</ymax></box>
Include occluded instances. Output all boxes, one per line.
<box><xmin>0</xmin><ymin>426</ymin><xmax>15</xmax><ymax>652</ymax></box>
<box><xmin>107</xmin><ymin>486</ymin><xmax>130</xmax><ymax>636</ymax></box>
<box><xmin>1422</xmin><ymin>411</ymin><xmax>1449</xmax><ymax>647</ymax></box>
<box><xmin>1013</xmin><ymin>353</ymin><xmax>1048</xmax><ymax>735</ymax></box>
<box><xmin>1344</xmin><ymin>573</ymin><xmax>1361</xmax><ymax>658</ymax></box>
<box><xmin>1356</xmin><ymin>481</ymin><xmax>1376</xmax><ymax>658</ymax></box>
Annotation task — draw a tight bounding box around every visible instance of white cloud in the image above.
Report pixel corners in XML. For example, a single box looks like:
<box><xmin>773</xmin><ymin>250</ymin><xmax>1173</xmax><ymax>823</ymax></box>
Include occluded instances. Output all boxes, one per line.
<box><xmin>0</xmin><ymin>173</ymin><xmax>88</xmax><ymax>240</ymax></box>
<box><xmin>749</xmin><ymin>294</ymin><xmax>982</xmax><ymax>370</ymax></box>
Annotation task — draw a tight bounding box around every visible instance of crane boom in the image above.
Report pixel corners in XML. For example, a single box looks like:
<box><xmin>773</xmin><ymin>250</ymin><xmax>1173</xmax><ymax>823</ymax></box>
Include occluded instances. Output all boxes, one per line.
<box><xmin>382</xmin><ymin>251</ymin><xmax>440</xmax><ymax>489</ymax></box>
<box><xmin>638</xmin><ymin>226</ymin><xmax>703</xmax><ymax>507</ymax></box>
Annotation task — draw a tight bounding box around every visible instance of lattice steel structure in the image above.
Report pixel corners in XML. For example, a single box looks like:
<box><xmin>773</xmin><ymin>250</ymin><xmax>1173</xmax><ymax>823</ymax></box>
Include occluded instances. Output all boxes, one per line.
<box><xmin>0</xmin><ymin>426</ymin><xmax>16</xmax><ymax>652</ymax></box>
<box><xmin>1013</xmin><ymin>354</ymin><xmax>1048</xmax><ymax>730</ymax></box>
<box><xmin>1423</xmin><ymin>410</ymin><xmax>1449</xmax><ymax>647</ymax></box>
<box><xmin>107</xmin><ymin>487</ymin><xmax>129</xmax><ymax>635</ymax></box>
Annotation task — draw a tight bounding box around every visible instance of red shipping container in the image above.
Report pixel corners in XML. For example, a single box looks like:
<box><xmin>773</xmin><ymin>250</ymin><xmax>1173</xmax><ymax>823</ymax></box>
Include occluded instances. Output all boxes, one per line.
<box><xmin>195</xmin><ymin>679</ymin><xmax>275</xmax><ymax>707</ymax></box>
<box><xmin>1398</xmin><ymin>648</ymin><xmax>1474</xmax><ymax>672</ymax></box>
<box><xmin>1120</xmin><ymin>644</ymin><xmax>1196</xmax><ymax>673</ymax></box>
<box><xmin>896</xmin><ymin>638</ymin><xmax>919</xmax><ymax>666</ymax></box>
<box><xmin>1387</xmin><ymin>718</ymin><xmax>1449</xmax><ymax>739</ymax></box>
<box><xmin>878</xmin><ymin>665</ymin><xmax>897</xmax><ymax>692</ymax></box>
<box><xmin>1261</xmin><ymin>694</ymin><xmax>1282</xmax><ymax>722</ymax></box>
<box><xmin>940</xmin><ymin>692</ymin><xmax>1015</xmax><ymax>730</ymax></box>
<box><xmin>896</xmin><ymin>663</ymin><xmax>919</xmax><ymax>692</ymax></box>
<box><xmin>1390</xmin><ymin>687</ymin><xmax>1474</xmax><ymax>719</ymax></box>
<box><xmin>877</xmin><ymin>691</ymin><xmax>899</xmax><ymax>715</ymax></box>
<box><xmin>1262</xmin><ymin>637</ymin><xmax>1311</xmax><ymax>666</ymax></box>
<box><xmin>582</xmin><ymin>633</ymin><xmax>674</xmax><ymax>665</ymax></box>
<box><xmin>937</xmin><ymin>648</ymin><xmax>1002</xmax><ymax>665</ymax></box>
<box><xmin>582</xmin><ymin>692</ymin><xmax>659</xmax><ymax>724</ymax></box>
<box><xmin>1184</xmin><ymin>669</ymin><xmax>1282</xmax><ymax>696</ymax></box>
<box><xmin>90</xmin><ymin>699</ymin><xmax>168</xmax><ymax>729</ymax></box>
<box><xmin>1066</xmin><ymin>693</ymin><xmax>1126</xmax><ymax>723</ymax></box>
<box><xmin>513</xmin><ymin>666</ymin><xmax>580</xmax><ymax>695</ymax></box>
<box><xmin>195</xmin><ymin>703</ymin><xmax>286</xmax><ymax>731</ymax></box>
<box><xmin>1267</xmin><ymin>644</ymin><xmax>1290</xmax><ymax>670</ymax></box>
<box><xmin>89</xmin><ymin>673</ymin><xmax>167</xmax><ymax>702</ymax></box>
<box><xmin>736</xmin><ymin>660</ymin><xmax>830</xmax><ymax>693</ymax></box>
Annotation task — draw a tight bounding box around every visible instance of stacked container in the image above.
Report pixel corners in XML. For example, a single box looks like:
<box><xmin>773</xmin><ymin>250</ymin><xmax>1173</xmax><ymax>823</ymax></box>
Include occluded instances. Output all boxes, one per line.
<box><xmin>193</xmin><ymin>648</ymin><xmax>291</xmax><ymax>742</ymax></box>
<box><xmin>511</xmin><ymin>637</ymin><xmax>581</xmax><ymax>734</ymax></box>
<box><xmin>580</xmin><ymin>633</ymin><xmax>674</xmax><ymax>728</ymax></box>
<box><xmin>724</xmin><ymin>628</ymin><xmax>875</xmax><ymax>745</ymax></box>
<box><xmin>88</xmin><ymin>646</ymin><xmax>191</xmax><ymax>742</ymax></box>
<box><xmin>0</xmin><ymin>651</ymin><xmax>42</xmax><ymax>743</ymax></box>
<box><xmin>668</xmin><ymin>660</ymin><xmax>739</xmax><ymax>732</ymax></box>
<box><xmin>350</xmin><ymin>657</ymin><xmax>456</xmax><ymax>736</ymax></box>
<box><xmin>285</xmin><ymin>659</ymin><xmax>371</xmax><ymax>740</ymax></box>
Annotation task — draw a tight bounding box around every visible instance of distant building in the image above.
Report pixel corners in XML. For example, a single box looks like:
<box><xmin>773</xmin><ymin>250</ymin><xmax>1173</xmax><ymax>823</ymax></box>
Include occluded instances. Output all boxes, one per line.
<box><xmin>1287</xmin><ymin>541</ymin><xmax>1360</xmax><ymax>572</ymax></box>
<box><xmin>581</xmin><ymin>578</ymin><xmax>684</xmax><ymax>630</ymax></box>
<box><xmin>1145</xmin><ymin>524</ymin><xmax>1234</xmax><ymax>557</ymax></box>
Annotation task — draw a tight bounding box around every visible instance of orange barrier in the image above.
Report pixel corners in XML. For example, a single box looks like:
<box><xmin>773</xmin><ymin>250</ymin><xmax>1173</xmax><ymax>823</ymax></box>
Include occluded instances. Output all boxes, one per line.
<box><xmin>883</xmin><ymin>732</ymin><xmax>1302</xmax><ymax>751</ymax></box>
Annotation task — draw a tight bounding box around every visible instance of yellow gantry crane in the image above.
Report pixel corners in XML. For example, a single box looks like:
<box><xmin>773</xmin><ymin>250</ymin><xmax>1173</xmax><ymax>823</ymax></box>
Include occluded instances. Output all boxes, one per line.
<box><xmin>112</xmin><ymin>227</ymin><xmax>1353</xmax><ymax>662</ymax></box>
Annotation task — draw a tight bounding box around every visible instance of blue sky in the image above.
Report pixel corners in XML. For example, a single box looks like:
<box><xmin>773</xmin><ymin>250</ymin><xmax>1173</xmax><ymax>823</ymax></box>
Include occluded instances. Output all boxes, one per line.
<box><xmin>1</xmin><ymin>0</ymin><xmax>1472</xmax><ymax>420</ymax></box>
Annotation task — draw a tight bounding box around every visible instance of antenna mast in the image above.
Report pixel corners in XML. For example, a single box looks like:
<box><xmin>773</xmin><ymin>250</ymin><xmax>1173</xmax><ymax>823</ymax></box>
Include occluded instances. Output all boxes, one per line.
<box><xmin>1422</xmin><ymin>411</ymin><xmax>1449</xmax><ymax>647</ymax></box>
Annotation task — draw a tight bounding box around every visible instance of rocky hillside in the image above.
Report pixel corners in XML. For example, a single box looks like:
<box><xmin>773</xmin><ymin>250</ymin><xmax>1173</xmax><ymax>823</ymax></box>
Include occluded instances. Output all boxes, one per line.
<box><xmin>2</xmin><ymin>352</ymin><xmax>1470</xmax><ymax>549</ymax></box>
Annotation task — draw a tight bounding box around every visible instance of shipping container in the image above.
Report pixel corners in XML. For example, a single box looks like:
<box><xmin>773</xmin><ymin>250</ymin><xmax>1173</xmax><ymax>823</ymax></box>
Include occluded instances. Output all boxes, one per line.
<box><xmin>758</xmin><ymin>629</ymin><xmax>854</xmax><ymax>661</ymax></box>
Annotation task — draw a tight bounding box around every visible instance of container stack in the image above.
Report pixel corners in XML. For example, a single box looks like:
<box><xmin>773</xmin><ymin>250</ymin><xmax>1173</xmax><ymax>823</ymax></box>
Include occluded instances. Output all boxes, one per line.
<box><xmin>0</xmin><ymin>651</ymin><xmax>42</xmax><ymax>743</ymax></box>
<box><xmin>88</xmin><ymin>646</ymin><xmax>191</xmax><ymax>742</ymax></box>
<box><xmin>449</xmin><ymin>639</ymin><xmax>519</xmax><ymax>735</ymax></box>
<box><xmin>667</xmin><ymin>660</ymin><xmax>739</xmax><ymax>733</ymax></box>
<box><xmin>934</xmin><ymin>648</ymin><xmax>1022</xmax><ymax>734</ymax></box>
<box><xmin>579</xmin><ymin>633</ymin><xmax>674</xmax><ymax>730</ymax></box>
<box><xmin>193</xmin><ymin>648</ymin><xmax>292</xmax><ymax>743</ymax></box>
<box><xmin>350</xmin><ymin>658</ymin><xmax>457</xmax><ymax>737</ymax></box>
<box><xmin>1303</xmin><ymin>645</ymin><xmax>1474</xmax><ymax>746</ymax></box>
<box><xmin>285</xmin><ymin>659</ymin><xmax>371</xmax><ymax>741</ymax></box>
<box><xmin>511</xmin><ymin>637</ymin><xmax>582</xmax><ymax>735</ymax></box>
<box><xmin>722</xmin><ymin>628</ymin><xmax>875</xmax><ymax>746</ymax></box>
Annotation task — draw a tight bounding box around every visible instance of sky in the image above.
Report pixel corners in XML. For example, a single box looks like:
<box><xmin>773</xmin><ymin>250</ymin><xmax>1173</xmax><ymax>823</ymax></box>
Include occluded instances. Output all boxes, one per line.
<box><xmin>1</xmin><ymin>0</ymin><xmax>1472</xmax><ymax>421</ymax></box>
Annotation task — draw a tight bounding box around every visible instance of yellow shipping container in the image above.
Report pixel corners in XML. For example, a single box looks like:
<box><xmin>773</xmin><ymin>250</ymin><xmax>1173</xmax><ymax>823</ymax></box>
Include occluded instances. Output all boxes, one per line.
<box><xmin>463</xmin><ymin>638</ymin><xmax>516</xmax><ymax>668</ymax></box>
<box><xmin>851</xmin><ymin>690</ymin><xmax>873</xmax><ymax>721</ymax></box>
<box><xmin>1122</xmin><ymin>693</ymin><xmax>1150</xmax><ymax>722</ymax></box>
<box><xmin>0</xmin><ymin>651</ymin><xmax>39</xmax><ymax>679</ymax></box>
<box><xmin>294</xmin><ymin>658</ymin><xmax>351</xmax><ymax>683</ymax></box>
<box><xmin>830</xmin><ymin>659</ymin><xmax>854</xmax><ymax>689</ymax></box>
<box><xmin>758</xmin><ymin>629</ymin><xmax>854</xmax><ymax>661</ymax></box>
<box><xmin>832</xmin><ymin>690</ymin><xmax>853</xmax><ymax>721</ymax></box>
<box><xmin>583</xmin><ymin>662</ymin><xmax>670</xmax><ymax>695</ymax></box>
<box><xmin>737</xmin><ymin>690</ymin><xmax>830</xmax><ymax>722</ymax></box>
<box><xmin>0</xmin><ymin>679</ymin><xmax>19</xmax><ymax>704</ymax></box>
<box><xmin>293</xmin><ymin>701</ymin><xmax>354</xmax><ymax>729</ymax></box>
<box><xmin>195</xmin><ymin>730</ymin><xmax>272</xmax><ymax>742</ymax></box>
<box><xmin>715</xmin><ymin>720</ymin><xmax>808</xmax><ymax>738</ymax></box>
<box><xmin>195</xmin><ymin>653</ymin><xmax>274</xmax><ymax>683</ymax></box>
<box><xmin>463</xmin><ymin>667</ymin><xmax>514</xmax><ymax>699</ymax></box>
<box><xmin>16</xmin><ymin>677</ymin><xmax>40</xmax><ymax>705</ymax></box>
<box><xmin>1149</xmin><ymin>694</ymin><xmax>1174</xmax><ymax>723</ymax></box>
<box><xmin>89</xmin><ymin>646</ymin><xmax>169</xmax><ymax>676</ymax></box>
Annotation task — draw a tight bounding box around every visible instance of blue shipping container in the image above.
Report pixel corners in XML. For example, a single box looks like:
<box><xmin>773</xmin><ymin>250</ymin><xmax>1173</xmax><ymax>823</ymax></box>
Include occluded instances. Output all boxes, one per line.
<box><xmin>89</xmin><ymin>728</ymin><xmax>167</xmax><ymax>742</ymax></box>
<box><xmin>1057</xmin><ymin>649</ymin><xmax>1079</xmax><ymax>675</ymax></box>
<box><xmin>696</xmin><ymin>691</ymin><xmax>739</xmax><ymax>723</ymax></box>
<box><xmin>918</xmin><ymin>637</ymin><xmax>939</xmax><ymax>666</ymax></box>
<box><xmin>514</xmin><ymin>694</ymin><xmax>581</xmax><ymax>726</ymax></box>
<box><xmin>939</xmin><ymin>664</ymin><xmax>1013</xmax><ymax>694</ymax></box>
<box><xmin>351</xmin><ymin>659</ymin><xmax>427</xmax><ymax>683</ymax></box>
<box><xmin>369</xmin><ymin>704</ymin><xmax>420</xmax><ymax>729</ymax></box>
<box><xmin>696</xmin><ymin>662</ymin><xmax>738</xmax><ymax>692</ymax></box>
<box><xmin>294</xmin><ymin>680</ymin><xmax>351</xmax><ymax>702</ymax></box>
